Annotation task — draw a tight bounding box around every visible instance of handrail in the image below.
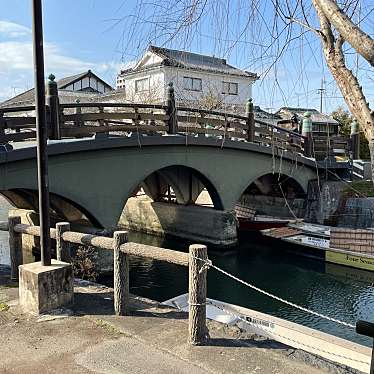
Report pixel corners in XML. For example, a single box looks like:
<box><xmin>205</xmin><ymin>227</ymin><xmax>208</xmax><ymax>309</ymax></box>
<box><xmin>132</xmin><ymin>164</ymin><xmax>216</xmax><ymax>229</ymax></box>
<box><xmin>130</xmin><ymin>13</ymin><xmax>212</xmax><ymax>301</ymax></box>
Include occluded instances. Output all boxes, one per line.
<box><xmin>2</xmin><ymin>217</ymin><xmax>208</xmax><ymax>345</ymax></box>
<box><xmin>0</xmin><ymin>105</ymin><xmax>36</xmax><ymax>113</ymax></box>
<box><xmin>60</xmin><ymin>102</ymin><xmax>168</xmax><ymax>110</ymax></box>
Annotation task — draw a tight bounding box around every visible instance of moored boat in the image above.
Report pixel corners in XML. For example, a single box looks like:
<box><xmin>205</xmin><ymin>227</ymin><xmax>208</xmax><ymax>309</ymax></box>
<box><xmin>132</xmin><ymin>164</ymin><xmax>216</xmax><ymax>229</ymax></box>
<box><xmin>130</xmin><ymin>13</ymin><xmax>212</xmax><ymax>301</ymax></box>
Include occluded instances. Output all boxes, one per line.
<box><xmin>262</xmin><ymin>223</ymin><xmax>374</xmax><ymax>271</ymax></box>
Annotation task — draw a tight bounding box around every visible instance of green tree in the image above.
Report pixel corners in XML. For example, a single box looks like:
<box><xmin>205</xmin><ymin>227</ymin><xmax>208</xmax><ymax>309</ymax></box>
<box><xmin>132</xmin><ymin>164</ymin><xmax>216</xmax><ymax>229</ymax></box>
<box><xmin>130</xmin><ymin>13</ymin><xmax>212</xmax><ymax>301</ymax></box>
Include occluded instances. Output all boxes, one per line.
<box><xmin>332</xmin><ymin>107</ymin><xmax>370</xmax><ymax>159</ymax></box>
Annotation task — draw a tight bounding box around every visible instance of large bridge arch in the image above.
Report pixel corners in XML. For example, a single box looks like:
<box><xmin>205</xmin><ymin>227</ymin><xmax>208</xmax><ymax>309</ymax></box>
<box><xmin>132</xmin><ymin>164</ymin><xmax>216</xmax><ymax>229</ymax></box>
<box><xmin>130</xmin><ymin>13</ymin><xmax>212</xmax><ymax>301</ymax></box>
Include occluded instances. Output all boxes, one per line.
<box><xmin>131</xmin><ymin>165</ymin><xmax>224</xmax><ymax>210</ymax></box>
<box><xmin>0</xmin><ymin>137</ymin><xmax>318</xmax><ymax>228</ymax></box>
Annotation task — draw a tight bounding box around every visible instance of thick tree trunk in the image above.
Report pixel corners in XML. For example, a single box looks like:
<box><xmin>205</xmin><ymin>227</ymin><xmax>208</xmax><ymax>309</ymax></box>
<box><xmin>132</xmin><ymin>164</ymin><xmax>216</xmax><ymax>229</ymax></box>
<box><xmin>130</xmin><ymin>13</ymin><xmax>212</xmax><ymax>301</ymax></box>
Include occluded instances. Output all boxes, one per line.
<box><xmin>312</xmin><ymin>0</ymin><xmax>374</xmax><ymax>183</ymax></box>
<box><xmin>314</xmin><ymin>0</ymin><xmax>374</xmax><ymax>66</ymax></box>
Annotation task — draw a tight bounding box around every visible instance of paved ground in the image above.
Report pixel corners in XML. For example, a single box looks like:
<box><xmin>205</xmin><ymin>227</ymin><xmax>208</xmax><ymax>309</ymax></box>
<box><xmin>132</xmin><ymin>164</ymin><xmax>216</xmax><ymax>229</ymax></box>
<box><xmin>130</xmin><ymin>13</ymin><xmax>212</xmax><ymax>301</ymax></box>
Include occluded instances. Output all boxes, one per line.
<box><xmin>0</xmin><ymin>266</ymin><xmax>361</xmax><ymax>374</ymax></box>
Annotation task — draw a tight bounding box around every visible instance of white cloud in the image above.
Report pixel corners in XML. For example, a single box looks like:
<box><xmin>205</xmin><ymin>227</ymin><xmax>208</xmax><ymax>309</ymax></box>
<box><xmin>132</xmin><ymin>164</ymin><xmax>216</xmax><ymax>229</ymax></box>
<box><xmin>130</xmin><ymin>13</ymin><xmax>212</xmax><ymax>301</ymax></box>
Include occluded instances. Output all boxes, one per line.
<box><xmin>0</xmin><ymin>21</ymin><xmax>31</xmax><ymax>38</ymax></box>
<box><xmin>0</xmin><ymin>40</ymin><xmax>119</xmax><ymax>102</ymax></box>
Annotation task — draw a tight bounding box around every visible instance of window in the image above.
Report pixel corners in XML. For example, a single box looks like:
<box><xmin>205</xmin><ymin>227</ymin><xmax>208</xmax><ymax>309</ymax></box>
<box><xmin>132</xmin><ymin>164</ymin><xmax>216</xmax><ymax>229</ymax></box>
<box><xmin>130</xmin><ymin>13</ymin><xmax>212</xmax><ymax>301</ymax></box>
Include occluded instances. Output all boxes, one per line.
<box><xmin>183</xmin><ymin>77</ymin><xmax>202</xmax><ymax>91</ymax></box>
<box><xmin>135</xmin><ymin>77</ymin><xmax>149</xmax><ymax>92</ymax></box>
<box><xmin>222</xmin><ymin>82</ymin><xmax>238</xmax><ymax>95</ymax></box>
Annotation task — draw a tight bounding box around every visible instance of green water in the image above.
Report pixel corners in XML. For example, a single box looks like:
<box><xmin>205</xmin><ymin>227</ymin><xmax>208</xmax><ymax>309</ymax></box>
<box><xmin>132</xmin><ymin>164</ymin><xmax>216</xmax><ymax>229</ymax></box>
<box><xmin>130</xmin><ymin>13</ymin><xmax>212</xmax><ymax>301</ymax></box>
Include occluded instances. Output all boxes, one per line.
<box><xmin>113</xmin><ymin>231</ymin><xmax>374</xmax><ymax>347</ymax></box>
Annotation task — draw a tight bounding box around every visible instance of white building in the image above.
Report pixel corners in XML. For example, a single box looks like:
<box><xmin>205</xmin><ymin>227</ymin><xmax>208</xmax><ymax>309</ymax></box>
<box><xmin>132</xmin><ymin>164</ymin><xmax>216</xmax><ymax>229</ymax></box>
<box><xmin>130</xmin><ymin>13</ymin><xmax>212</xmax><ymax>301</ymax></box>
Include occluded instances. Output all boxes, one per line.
<box><xmin>116</xmin><ymin>46</ymin><xmax>258</xmax><ymax>108</ymax></box>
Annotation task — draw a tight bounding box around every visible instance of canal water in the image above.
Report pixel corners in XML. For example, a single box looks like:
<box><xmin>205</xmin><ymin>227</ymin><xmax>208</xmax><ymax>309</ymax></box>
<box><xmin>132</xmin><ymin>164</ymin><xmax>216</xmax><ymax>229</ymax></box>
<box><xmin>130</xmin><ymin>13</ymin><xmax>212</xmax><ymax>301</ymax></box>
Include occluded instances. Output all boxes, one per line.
<box><xmin>0</xmin><ymin>196</ymin><xmax>373</xmax><ymax>347</ymax></box>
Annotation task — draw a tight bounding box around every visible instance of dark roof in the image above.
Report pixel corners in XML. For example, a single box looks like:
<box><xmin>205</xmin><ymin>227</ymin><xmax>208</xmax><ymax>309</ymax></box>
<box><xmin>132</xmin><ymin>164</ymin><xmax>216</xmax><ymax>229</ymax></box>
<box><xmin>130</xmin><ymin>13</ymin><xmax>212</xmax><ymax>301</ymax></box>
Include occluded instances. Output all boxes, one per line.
<box><xmin>57</xmin><ymin>70</ymin><xmax>113</xmax><ymax>90</ymax></box>
<box><xmin>276</xmin><ymin>107</ymin><xmax>339</xmax><ymax>125</ymax></box>
<box><xmin>0</xmin><ymin>70</ymin><xmax>114</xmax><ymax>108</ymax></box>
<box><xmin>121</xmin><ymin>45</ymin><xmax>258</xmax><ymax>78</ymax></box>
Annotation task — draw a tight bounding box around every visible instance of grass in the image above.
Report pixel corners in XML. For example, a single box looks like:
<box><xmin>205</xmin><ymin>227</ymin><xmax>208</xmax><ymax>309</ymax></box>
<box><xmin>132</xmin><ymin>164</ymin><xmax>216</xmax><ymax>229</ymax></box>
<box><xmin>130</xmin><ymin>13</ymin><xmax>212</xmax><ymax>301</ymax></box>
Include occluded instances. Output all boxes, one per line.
<box><xmin>0</xmin><ymin>302</ymin><xmax>9</xmax><ymax>312</ymax></box>
<box><xmin>342</xmin><ymin>180</ymin><xmax>374</xmax><ymax>198</ymax></box>
<box><xmin>93</xmin><ymin>318</ymin><xmax>129</xmax><ymax>337</ymax></box>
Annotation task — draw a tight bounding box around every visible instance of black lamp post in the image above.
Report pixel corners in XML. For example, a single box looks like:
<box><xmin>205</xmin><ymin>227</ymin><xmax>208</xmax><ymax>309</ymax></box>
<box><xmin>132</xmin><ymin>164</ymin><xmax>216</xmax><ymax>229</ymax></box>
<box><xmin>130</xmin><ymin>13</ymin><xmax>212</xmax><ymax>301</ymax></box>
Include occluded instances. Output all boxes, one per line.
<box><xmin>32</xmin><ymin>0</ymin><xmax>51</xmax><ymax>266</ymax></box>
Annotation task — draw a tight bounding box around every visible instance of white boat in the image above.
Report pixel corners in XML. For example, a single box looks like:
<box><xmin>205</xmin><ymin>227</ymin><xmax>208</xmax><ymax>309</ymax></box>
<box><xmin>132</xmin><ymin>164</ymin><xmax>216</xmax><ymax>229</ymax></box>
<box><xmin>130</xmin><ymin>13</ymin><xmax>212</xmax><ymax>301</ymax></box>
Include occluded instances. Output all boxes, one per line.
<box><xmin>162</xmin><ymin>294</ymin><xmax>371</xmax><ymax>373</ymax></box>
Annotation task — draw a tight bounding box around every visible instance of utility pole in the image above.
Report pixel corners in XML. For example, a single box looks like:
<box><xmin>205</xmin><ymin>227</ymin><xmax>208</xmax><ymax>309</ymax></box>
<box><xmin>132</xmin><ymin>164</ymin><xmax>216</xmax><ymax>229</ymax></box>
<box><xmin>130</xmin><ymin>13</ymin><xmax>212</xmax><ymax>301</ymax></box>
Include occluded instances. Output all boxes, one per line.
<box><xmin>32</xmin><ymin>0</ymin><xmax>51</xmax><ymax>266</ymax></box>
<box><xmin>317</xmin><ymin>79</ymin><xmax>326</xmax><ymax>113</ymax></box>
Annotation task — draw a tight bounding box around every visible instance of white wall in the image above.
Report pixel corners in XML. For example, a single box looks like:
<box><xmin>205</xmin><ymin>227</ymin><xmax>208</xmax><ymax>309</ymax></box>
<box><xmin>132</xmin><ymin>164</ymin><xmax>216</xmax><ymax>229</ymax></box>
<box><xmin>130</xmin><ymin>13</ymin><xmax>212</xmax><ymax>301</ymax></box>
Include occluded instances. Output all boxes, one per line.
<box><xmin>122</xmin><ymin>68</ymin><xmax>165</xmax><ymax>103</ymax></box>
<box><xmin>119</xmin><ymin>64</ymin><xmax>255</xmax><ymax>105</ymax></box>
<box><xmin>163</xmin><ymin>66</ymin><xmax>254</xmax><ymax>106</ymax></box>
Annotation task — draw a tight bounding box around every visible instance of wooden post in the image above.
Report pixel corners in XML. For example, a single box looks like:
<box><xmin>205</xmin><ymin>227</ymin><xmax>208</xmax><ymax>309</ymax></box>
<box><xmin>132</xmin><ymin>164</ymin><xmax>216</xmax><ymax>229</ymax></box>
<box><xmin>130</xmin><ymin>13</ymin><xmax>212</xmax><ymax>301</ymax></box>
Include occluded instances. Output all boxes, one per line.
<box><xmin>350</xmin><ymin>119</ymin><xmax>360</xmax><ymax>160</ymax></box>
<box><xmin>0</xmin><ymin>111</ymin><xmax>5</xmax><ymax>145</ymax></box>
<box><xmin>302</xmin><ymin>111</ymin><xmax>313</xmax><ymax>157</ymax></box>
<box><xmin>46</xmin><ymin>74</ymin><xmax>60</xmax><ymax>140</ymax></box>
<box><xmin>56</xmin><ymin>222</ymin><xmax>71</xmax><ymax>262</ymax></box>
<box><xmin>356</xmin><ymin>320</ymin><xmax>374</xmax><ymax>374</ymax></box>
<box><xmin>74</xmin><ymin>99</ymin><xmax>83</xmax><ymax>127</ymax></box>
<box><xmin>8</xmin><ymin>215</ymin><xmax>23</xmax><ymax>280</ymax></box>
<box><xmin>113</xmin><ymin>231</ymin><xmax>129</xmax><ymax>316</ymax></box>
<box><xmin>166</xmin><ymin>82</ymin><xmax>177</xmax><ymax>134</ymax></box>
<box><xmin>246</xmin><ymin>98</ymin><xmax>255</xmax><ymax>142</ymax></box>
<box><xmin>188</xmin><ymin>244</ymin><xmax>208</xmax><ymax>345</ymax></box>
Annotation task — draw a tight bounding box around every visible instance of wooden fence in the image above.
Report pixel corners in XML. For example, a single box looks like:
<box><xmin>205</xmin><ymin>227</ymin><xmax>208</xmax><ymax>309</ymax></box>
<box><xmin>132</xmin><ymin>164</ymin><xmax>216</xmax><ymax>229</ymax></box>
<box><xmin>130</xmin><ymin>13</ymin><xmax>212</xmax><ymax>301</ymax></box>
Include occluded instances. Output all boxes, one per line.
<box><xmin>0</xmin><ymin>216</ymin><xmax>209</xmax><ymax>346</ymax></box>
<box><xmin>2</xmin><ymin>79</ymin><xmax>351</xmax><ymax>158</ymax></box>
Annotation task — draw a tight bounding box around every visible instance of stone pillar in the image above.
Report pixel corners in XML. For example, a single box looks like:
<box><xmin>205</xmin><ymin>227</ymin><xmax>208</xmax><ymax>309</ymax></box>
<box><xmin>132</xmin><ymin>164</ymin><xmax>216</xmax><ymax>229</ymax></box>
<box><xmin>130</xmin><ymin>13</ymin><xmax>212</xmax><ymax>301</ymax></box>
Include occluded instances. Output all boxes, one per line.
<box><xmin>19</xmin><ymin>260</ymin><xmax>73</xmax><ymax>315</ymax></box>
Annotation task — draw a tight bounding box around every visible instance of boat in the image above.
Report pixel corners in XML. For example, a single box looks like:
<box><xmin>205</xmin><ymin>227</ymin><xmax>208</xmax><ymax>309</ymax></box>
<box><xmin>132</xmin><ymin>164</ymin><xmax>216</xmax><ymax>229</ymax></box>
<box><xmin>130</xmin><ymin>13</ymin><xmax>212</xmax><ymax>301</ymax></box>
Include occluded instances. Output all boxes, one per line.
<box><xmin>235</xmin><ymin>203</ymin><xmax>297</xmax><ymax>231</ymax></box>
<box><xmin>262</xmin><ymin>222</ymin><xmax>374</xmax><ymax>272</ymax></box>
<box><xmin>162</xmin><ymin>293</ymin><xmax>370</xmax><ymax>373</ymax></box>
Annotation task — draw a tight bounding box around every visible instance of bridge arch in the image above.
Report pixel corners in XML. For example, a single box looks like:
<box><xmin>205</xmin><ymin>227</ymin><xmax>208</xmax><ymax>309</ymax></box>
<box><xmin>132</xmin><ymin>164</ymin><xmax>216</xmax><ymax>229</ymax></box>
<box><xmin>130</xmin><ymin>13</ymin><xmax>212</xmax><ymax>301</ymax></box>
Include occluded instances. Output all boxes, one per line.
<box><xmin>235</xmin><ymin>172</ymin><xmax>307</xmax><ymax>218</ymax></box>
<box><xmin>1</xmin><ymin>189</ymin><xmax>102</xmax><ymax>228</ymax></box>
<box><xmin>127</xmin><ymin>165</ymin><xmax>224</xmax><ymax>210</ymax></box>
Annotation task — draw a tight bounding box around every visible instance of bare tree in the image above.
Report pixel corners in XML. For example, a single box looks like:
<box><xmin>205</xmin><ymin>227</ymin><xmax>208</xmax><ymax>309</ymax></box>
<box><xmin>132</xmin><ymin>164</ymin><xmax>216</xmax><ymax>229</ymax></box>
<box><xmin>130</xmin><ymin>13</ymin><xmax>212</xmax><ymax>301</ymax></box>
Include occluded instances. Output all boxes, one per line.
<box><xmin>115</xmin><ymin>0</ymin><xmax>373</xmax><ymax>174</ymax></box>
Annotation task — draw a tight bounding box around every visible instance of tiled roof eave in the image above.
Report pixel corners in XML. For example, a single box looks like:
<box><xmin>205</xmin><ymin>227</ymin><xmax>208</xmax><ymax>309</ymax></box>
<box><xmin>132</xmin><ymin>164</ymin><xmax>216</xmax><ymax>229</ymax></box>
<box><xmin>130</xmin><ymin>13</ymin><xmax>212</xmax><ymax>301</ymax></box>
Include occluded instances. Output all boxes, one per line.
<box><xmin>121</xmin><ymin>63</ymin><xmax>257</xmax><ymax>78</ymax></box>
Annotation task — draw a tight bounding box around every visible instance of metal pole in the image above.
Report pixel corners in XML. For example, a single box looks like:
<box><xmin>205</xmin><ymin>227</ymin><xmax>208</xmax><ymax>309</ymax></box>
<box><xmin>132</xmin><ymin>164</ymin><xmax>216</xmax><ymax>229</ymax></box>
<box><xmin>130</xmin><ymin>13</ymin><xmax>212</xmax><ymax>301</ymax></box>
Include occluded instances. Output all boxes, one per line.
<box><xmin>32</xmin><ymin>0</ymin><xmax>51</xmax><ymax>266</ymax></box>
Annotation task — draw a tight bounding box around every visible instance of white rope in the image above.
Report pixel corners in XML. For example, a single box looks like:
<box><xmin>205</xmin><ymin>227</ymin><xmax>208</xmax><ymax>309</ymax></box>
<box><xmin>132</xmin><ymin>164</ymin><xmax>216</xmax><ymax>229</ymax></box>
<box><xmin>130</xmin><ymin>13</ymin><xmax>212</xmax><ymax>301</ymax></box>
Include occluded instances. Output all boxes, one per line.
<box><xmin>193</xmin><ymin>256</ymin><xmax>355</xmax><ymax>329</ymax></box>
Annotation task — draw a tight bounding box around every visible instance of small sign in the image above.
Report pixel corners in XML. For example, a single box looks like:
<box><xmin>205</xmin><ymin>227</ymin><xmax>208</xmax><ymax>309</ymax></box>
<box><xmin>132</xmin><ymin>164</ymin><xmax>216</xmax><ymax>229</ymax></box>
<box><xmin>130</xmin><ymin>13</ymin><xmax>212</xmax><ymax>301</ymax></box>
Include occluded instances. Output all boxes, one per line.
<box><xmin>301</xmin><ymin>236</ymin><xmax>330</xmax><ymax>248</ymax></box>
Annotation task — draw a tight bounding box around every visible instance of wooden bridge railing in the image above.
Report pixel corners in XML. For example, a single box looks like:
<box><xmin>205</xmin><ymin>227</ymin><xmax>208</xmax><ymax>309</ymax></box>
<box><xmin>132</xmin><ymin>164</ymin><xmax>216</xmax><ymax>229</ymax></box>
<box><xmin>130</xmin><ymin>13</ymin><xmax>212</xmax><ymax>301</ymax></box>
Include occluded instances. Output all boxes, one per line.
<box><xmin>0</xmin><ymin>79</ymin><xmax>350</xmax><ymax>160</ymax></box>
<box><xmin>0</xmin><ymin>216</ymin><xmax>209</xmax><ymax>346</ymax></box>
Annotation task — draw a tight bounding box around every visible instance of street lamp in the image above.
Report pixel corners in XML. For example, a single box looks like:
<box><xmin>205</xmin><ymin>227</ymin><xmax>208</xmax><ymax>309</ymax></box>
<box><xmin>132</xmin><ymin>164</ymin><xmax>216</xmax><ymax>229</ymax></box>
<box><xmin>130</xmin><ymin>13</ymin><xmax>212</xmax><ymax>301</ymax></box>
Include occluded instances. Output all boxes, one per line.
<box><xmin>32</xmin><ymin>0</ymin><xmax>51</xmax><ymax>266</ymax></box>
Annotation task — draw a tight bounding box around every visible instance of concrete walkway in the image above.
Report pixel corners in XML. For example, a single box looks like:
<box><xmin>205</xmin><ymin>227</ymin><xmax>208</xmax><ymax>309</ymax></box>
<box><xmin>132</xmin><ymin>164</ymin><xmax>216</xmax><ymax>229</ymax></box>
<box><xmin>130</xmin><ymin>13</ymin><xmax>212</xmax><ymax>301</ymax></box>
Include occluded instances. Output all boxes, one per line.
<box><xmin>0</xmin><ymin>266</ymin><xmax>360</xmax><ymax>374</ymax></box>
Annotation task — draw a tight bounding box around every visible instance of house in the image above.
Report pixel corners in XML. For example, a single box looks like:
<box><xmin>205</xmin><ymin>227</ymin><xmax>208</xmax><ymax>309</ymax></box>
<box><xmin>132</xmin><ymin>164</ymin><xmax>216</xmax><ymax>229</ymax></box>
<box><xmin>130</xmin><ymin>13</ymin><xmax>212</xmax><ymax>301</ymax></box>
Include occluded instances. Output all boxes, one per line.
<box><xmin>276</xmin><ymin>107</ymin><xmax>340</xmax><ymax>135</ymax></box>
<box><xmin>116</xmin><ymin>45</ymin><xmax>258</xmax><ymax>108</ymax></box>
<box><xmin>0</xmin><ymin>70</ymin><xmax>114</xmax><ymax>108</ymax></box>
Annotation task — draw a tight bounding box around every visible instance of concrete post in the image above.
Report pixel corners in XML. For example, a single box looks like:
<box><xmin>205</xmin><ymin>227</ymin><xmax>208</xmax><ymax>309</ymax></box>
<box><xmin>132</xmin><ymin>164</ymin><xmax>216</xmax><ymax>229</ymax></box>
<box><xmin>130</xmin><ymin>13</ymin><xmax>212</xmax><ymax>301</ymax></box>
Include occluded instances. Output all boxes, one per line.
<box><xmin>56</xmin><ymin>222</ymin><xmax>71</xmax><ymax>262</ymax></box>
<box><xmin>246</xmin><ymin>98</ymin><xmax>255</xmax><ymax>142</ymax></box>
<box><xmin>46</xmin><ymin>74</ymin><xmax>61</xmax><ymax>140</ymax></box>
<box><xmin>8</xmin><ymin>215</ymin><xmax>23</xmax><ymax>281</ymax></box>
<box><xmin>350</xmin><ymin>119</ymin><xmax>360</xmax><ymax>160</ymax></box>
<box><xmin>188</xmin><ymin>244</ymin><xmax>208</xmax><ymax>345</ymax></box>
<box><xmin>166</xmin><ymin>82</ymin><xmax>177</xmax><ymax>134</ymax></box>
<box><xmin>113</xmin><ymin>231</ymin><xmax>130</xmax><ymax>316</ymax></box>
<box><xmin>302</xmin><ymin>111</ymin><xmax>313</xmax><ymax>157</ymax></box>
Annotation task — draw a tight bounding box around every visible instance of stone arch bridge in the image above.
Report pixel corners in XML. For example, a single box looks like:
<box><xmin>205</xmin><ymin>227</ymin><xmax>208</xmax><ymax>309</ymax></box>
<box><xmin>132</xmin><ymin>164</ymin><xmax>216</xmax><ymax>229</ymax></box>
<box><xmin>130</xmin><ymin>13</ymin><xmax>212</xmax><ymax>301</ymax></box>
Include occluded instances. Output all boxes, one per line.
<box><xmin>0</xmin><ymin>135</ymin><xmax>322</xmax><ymax>227</ymax></box>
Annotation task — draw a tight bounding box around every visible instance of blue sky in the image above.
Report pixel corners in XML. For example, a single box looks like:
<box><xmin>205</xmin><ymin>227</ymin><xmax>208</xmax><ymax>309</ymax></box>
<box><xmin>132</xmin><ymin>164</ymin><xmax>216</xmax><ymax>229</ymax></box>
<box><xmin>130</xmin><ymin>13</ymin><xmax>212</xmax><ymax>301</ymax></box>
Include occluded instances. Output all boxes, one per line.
<box><xmin>1</xmin><ymin>0</ymin><xmax>373</xmax><ymax>114</ymax></box>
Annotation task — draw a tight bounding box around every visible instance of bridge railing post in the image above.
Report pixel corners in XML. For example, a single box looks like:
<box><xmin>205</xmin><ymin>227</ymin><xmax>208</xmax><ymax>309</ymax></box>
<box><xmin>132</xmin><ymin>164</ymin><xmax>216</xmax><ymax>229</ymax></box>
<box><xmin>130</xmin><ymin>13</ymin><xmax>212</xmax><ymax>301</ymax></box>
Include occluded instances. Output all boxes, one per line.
<box><xmin>350</xmin><ymin>119</ymin><xmax>360</xmax><ymax>160</ymax></box>
<box><xmin>74</xmin><ymin>99</ymin><xmax>83</xmax><ymax>128</ymax></box>
<box><xmin>56</xmin><ymin>222</ymin><xmax>71</xmax><ymax>262</ymax></box>
<box><xmin>46</xmin><ymin>74</ymin><xmax>61</xmax><ymax>140</ymax></box>
<box><xmin>166</xmin><ymin>82</ymin><xmax>177</xmax><ymax>134</ymax></box>
<box><xmin>8</xmin><ymin>215</ymin><xmax>23</xmax><ymax>281</ymax></box>
<box><xmin>0</xmin><ymin>111</ymin><xmax>5</xmax><ymax>145</ymax></box>
<box><xmin>188</xmin><ymin>244</ymin><xmax>208</xmax><ymax>345</ymax></box>
<box><xmin>113</xmin><ymin>231</ymin><xmax>130</xmax><ymax>316</ymax></box>
<box><xmin>302</xmin><ymin>111</ymin><xmax>313</xmax><ymax>158</ymax></box>
<box><xmin>245</xmin><ymin>98</ymin><xmax>255</xmax><ymax>142</ymax></box>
